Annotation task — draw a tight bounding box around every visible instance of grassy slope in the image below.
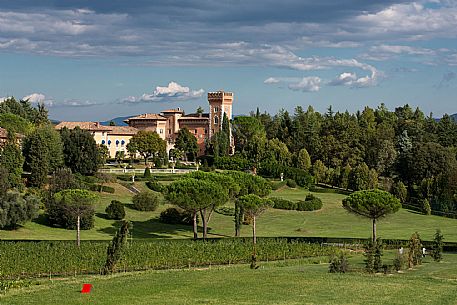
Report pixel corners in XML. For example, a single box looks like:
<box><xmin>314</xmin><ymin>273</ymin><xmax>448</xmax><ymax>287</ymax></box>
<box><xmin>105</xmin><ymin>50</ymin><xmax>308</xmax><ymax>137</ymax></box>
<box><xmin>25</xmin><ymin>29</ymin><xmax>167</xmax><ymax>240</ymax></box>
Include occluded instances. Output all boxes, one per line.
<box><xmin>1</xmin><ymin>183</ymin><xmax>457</xmax><ymax>241</ymax></box>
<box><xmin>3</xmin><ymin>253</ymin><xmax>457</xmax><ymax>305</ymax></box>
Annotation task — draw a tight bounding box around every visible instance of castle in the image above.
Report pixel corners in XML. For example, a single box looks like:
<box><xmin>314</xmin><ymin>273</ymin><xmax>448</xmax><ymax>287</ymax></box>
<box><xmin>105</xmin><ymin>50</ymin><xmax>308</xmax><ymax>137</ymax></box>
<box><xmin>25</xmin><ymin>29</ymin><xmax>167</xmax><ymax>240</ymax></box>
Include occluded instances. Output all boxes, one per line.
<box><xmin>55</xmin><ymin>90</ymin><xmax>234</xmax><ymax>158</ymax></box>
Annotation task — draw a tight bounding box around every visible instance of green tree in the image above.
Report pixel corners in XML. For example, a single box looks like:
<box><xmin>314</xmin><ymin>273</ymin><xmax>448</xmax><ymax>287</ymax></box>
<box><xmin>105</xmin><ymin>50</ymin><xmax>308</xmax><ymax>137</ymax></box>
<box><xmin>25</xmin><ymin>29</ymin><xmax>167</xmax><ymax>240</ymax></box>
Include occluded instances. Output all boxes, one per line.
<box><xmin>312</xmin><ymin>160</ymin><xmax>327</xmax><ymax>185</ymax></box>
<box><xmin>297</xmin><ymin>148</ymin><xmax>311</xmax><ymax>172</ymax></box>
<box><xmin>103</xmin><ymin>220</ymin><xmax>130</xmax><ymax>274</ymax></box>
<box><xmin>47</xmin><ymin>189</ymin><xmax>98</xmax><ymax>246</ymax></box>
<box><xmin>0</xmin><ymin>113</ymin><xmax>34</xmax><ymax>135</ymax></box>
<box><xmin>0</xmin><ymin>139</ymin><xmax>24</xmax><ymax>189</ymax></box>
<box><xmin>407</xmin><ymin>232</ymin><xmax>423</xmax><ymax>268</ymax></box>
<box><xmin>342</xmin><ymin>189</ymin><xmax>401</xmax><ymax>242</ymax></box>
<box><xmin>98</xmin><ymin>144</ymin><xmax>109</xmax><ymax>166</ymax></box>
<box><xmin>0</xmin><ymin>167</ymin><xmax>10</xmax><ymax>195</ymax></box>
<box><xmin>174</xmin><ymin>128</ymin><xmax>198</xmax><ymax>161</ymax></box>
<box><xmin>0</xmin><ymin>191</ymin><xmax>40</xmax><ymax>229</ymax></box>
<box><xmin>185</xmin><ymin>171</ymin><xmax>237</xmax><ymax>239</ymax></box>
<box><xmin>165</xmin><ymin>178</ymin><xmax>228</xmax><ymax>239</ymax></box>
<box><xmin>115</xmin><ymin>151</ymin><xmax>125</xmax><ymax>166</ymax></box>
<box><xmin>348</xmin><ymin>162</ymin><xmax>370</xmax><ymax>191</ymax></box>
<box><xmin>23</xmin><ymin>125</ymin><xmax>64</xmax><ymax>187</ymax></box>
<box><xmin>237</xmin><ymin>194</ymin><xmax>271</xmax><ymax>269</ymax></box>
<box><xmin>430</xmin><ymin>229</ymin><xmax>444</xmax><ymax>262</ymax></box>
<box><xmin>391</xmin><ymin>181</ymin><xmax>407</xmax><ymax>203</ymax></box>
<box><xmin>126</xmin><ymin>130</ymin><xmax>166</xmax><ymax>165</ymax></box>
<box><xmin>60</xmin><ymin>127</ymin><xmax>99</xmax><ymax>175</ymax></box>
<box><xmin>132</xmin><ymin>191</ymin><xmax>159</xmax><ymax>211</ymax></box>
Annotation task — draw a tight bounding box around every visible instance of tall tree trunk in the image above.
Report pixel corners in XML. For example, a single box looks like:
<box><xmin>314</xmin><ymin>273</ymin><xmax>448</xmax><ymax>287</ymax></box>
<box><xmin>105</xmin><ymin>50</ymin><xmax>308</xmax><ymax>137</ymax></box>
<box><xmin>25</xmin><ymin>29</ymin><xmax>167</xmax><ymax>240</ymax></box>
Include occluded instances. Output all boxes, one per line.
<box><xmin>76</xmin><ymin>215</ymin><xmax>81</xmax><ymax>247</ymax></box>
<box><xmin>372</xmin><ymin>218</ymin><xmax>377</xmax><ymax>243</ymax></box>
<box><xmin>200</xmin><ymin>209</ymin><xmax>208</xmax><ymax>240</ymax></box>
<box><xmin>252</xmin><ymin>216</ymin><xmax>257</xmax><ymax>246</ymax></box>
<box><xmin>192</xmin><ymin>211</ymin><xmax>198</xmax><ymax>240</ymax></box>
<box><xmin>235</xmin><ymin>203</ymin><xmax>241</xmax><ymax>237</ymax></box>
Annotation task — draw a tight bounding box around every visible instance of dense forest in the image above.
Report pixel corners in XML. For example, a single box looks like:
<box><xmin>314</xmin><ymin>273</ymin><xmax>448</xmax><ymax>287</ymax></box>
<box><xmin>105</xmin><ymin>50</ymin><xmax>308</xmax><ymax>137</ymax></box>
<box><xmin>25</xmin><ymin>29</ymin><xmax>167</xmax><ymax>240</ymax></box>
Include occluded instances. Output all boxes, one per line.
<box><xmin>212</xmin><ymin>104</ymin><xmax>457</xmax><ymax>215</ymax></box>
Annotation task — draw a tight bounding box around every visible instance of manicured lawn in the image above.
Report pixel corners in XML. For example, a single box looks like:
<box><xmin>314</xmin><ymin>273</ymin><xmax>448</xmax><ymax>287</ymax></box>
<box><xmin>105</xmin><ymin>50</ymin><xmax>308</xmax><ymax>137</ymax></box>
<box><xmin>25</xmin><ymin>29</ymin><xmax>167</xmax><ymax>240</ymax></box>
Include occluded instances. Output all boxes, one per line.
<box><xmin>1</xmin><ymin>182</ymin><xmax>457</xmax><ymax>241</ymax></box>
<box><xmin>3</xmin><ymin>253</ymin><xmax>457</xmax><ymax>305</ymax></box>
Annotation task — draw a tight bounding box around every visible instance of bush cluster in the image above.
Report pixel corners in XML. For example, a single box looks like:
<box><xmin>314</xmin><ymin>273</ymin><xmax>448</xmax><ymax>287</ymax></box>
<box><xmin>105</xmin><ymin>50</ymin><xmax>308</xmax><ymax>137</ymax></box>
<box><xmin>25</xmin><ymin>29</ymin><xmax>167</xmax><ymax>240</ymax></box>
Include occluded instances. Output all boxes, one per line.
<box><xmin>270</xmin><ymin>180</ymin><xmax>286</xmax><ymax>190</ymax></box>
<box><xmin>286</xmin><ymin>179</ymin><xmax>297</xmax><ymax>188</ymax></box>
<box><xmin>159</xmin><ymin>207</ymin><xmax>194</xmax><ymax>225</ymax></box>
<box><xmin>146</xmin><ymin>181</ymin><xmax>164</xmax><ymax>193</ymax></box>
<box><xmin>271</xmin><ymin>194</ymin><xmax>323</xmax><ymax>211</ymax></box>
<box><xmin>105</xmin><ymin>200</ymin><xmax>126</xmax><ymax>220</ymax></box>
<box><xmin>214</xmin><ymin>156</ymin><xmax>251</xmax><ymax>171</ymax></box>
<box><xmin>259</xmin><ymin>161</ymin><xmax>314</xmax><ymax>188</ymax></box>
<box><xmin>132</xmin><ymin>191</ymin><xmax>159</xmax><ymax>211</ymax></box>
<box><xmin>86</xmin><ymin>183</ymin><xmax>115</xmax><ymax>193</ymax></box>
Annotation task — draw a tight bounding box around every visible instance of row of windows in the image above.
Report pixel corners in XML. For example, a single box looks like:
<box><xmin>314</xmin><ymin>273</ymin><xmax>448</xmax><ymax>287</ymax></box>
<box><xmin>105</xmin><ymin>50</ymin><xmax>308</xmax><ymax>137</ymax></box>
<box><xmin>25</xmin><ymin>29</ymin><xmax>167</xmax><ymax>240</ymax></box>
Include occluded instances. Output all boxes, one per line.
<box><xmin>101</xmin><ymin>139</ymin><xmax>125</xmax><ymax>146</ymax></box>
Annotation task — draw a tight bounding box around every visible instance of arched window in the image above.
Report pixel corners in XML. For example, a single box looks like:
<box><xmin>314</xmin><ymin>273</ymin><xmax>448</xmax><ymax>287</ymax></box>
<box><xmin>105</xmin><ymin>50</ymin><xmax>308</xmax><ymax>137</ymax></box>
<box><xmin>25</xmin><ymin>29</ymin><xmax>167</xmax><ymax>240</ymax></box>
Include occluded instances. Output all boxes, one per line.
<box><xmin>214</xmin><ymin>116</ymin><xmax>219</xmax><ymax>125</ymax></box>
<box><xmin>116</xmin><ymin>140</ymin><xmax>119</xmax><ymax>146</ymax></box>
<box><xmin>121</xmin><ymin>140</ymin><xmax>125</xmax><ymax>146</ymax></box>
<box><xmin>101</xmin><ymin>140</ymin><xmax>105</xmax><ymax>145</ymax></box>
<box><xmin>107</xmin><ymin>140</ymin><xmax>111</xmax><ymax>146</ymax></box>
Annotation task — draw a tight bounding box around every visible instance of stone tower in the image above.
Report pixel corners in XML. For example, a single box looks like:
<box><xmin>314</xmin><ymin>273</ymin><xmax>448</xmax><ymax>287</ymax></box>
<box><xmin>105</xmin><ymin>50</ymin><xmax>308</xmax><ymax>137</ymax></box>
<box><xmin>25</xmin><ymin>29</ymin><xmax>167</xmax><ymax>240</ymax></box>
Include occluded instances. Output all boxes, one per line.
<box><xmin>207</xmin><ymin>90</ymin><xmax>233</xmax><ymax>138</ymax></box>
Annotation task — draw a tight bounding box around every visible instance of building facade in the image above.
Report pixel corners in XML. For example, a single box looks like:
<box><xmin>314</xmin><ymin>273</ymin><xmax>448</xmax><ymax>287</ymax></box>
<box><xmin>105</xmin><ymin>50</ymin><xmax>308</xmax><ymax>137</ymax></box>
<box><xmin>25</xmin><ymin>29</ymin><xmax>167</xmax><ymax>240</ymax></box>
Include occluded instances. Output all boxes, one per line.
<box><xmin>55</xmin><ymin>90</ymin><xmax>234</xmax><ymax>159</ymax></box>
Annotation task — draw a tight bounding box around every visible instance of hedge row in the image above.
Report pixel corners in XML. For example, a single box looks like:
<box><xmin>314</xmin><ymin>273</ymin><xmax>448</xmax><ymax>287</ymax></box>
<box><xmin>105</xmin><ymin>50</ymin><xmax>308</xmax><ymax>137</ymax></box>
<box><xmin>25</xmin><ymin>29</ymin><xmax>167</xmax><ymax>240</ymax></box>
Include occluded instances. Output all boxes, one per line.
<box><xmin>271</xmin><ymin>194</ymin><xmax>323</xmax><ymax>211</ymax></box>
<box><xmin>259</xmin><ymin>161</ymin><xmax>314</xmax><ymax>188</ymax></box>
<box><xmin>85</xmin><ymin>183</ymin><xmax>115</xmax><ymax>193</ymax></box>
<box><xmin>0</xmin><ymin>239</ymin><xmax>338</xmax><ymax>279</ymax></box>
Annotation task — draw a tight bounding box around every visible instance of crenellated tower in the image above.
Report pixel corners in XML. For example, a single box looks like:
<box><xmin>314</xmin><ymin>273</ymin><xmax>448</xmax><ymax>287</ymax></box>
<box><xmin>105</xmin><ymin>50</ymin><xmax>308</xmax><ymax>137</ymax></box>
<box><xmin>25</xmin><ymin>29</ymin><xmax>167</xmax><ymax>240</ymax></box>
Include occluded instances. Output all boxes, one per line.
<box><xmin>207</xmin><ymin>90</ymin><xmax>233</xmax><ymax>138</ymax></box>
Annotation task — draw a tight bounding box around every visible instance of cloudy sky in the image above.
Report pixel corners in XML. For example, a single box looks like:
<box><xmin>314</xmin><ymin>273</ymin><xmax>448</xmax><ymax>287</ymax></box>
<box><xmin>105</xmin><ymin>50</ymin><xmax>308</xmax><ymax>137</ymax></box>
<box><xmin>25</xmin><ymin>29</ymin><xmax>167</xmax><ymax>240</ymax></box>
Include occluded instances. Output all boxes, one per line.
<box><xmin>1</xmin><ymin>0</ymin><xmax>457</xmax><ymax>121</ymax></box>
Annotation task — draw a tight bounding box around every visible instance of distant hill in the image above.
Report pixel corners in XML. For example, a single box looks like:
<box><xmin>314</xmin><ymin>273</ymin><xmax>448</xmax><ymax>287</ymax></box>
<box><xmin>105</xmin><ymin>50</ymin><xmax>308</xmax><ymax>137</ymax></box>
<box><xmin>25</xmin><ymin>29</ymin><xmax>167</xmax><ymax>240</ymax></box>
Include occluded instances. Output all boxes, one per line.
<box><xmin>452</xmin><ymin>113</ymin><xmax>457</xmax><ymax>121</ymax></box>
<box><xmin>100</xmin><ymin>116</ymin><xmax>130</xmax><ymax>126</ymax></box>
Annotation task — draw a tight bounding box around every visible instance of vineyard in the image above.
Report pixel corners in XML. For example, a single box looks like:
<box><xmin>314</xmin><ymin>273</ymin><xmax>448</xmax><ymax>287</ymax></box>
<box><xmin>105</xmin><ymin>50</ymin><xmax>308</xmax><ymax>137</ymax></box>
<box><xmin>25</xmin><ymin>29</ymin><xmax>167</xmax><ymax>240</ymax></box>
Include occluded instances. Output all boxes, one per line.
<box><xmin>0</xmin><ymin>239</ymin><xmax>338</xmax><ymax>279</ymax></box>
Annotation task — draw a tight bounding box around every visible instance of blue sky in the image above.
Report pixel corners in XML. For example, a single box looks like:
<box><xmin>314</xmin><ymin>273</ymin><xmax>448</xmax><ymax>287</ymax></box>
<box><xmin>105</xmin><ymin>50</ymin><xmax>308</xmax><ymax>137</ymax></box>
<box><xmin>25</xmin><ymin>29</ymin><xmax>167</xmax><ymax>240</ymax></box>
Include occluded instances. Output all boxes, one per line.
<box><xmin>1</xmin><ymin>0</ymin><xmax>457</xmax><ymax>121</ymax></box>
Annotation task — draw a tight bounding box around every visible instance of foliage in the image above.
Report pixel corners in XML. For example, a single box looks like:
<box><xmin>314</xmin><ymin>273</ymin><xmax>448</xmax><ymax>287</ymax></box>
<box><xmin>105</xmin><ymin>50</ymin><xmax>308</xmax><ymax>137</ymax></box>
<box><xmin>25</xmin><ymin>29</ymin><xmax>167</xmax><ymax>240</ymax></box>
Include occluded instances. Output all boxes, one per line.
<box><xmin>174</xmin><ymin>128</ymin><xmax>198</xmax><ymax>161</ymax></box>
<box><xmin>393</xmin><ymin>251</ymin><xmax>405</xmax><ymax>271</ymax></box>
<box><xmin>115</xmin><ymin>151</ymin><xmax>125</xmax><ymax>166</ymax></box>
<box><xmin>271</xmin><ymin>197</ymin><xmax>297</xmax><ymax>210</ymax></box>
<box><xmin>373</xmin><ymin>238</ymin><xmax>383</xmax><ymax>273</ymax></box>
<box><xmin>0</xmin><ymin>239</ymin><xmax>338</xmax><ymax>279</ymax></box>
<box><xmin>159</xmin><ymin>207</ymin><xmax>194</xmax><ymax>225</ymax></box>
<box><xmin>328</xmin><ymin>253</ymin><xmax>349</xmax><ymax>273</ymax></box>
<box><xmin>0</xmin><ymin>167</ymin><xmax>10</xmax><ymax>195</ymax></box>
<box><xmin>0</xmin><ymin>191</ymin><xmax>40</xmax><ymax>229</ymax></box>
<box><xmin>297</xmin><ymin>148</ymin><xmax>312</xmax><ymax>172</ymax></box>
<box><xmin>103</xmin><ymin>221</ymin><xmax>130</xmax><ymax>274</ymax></box>
<box><xmin>430</xmin><ymin>229</ymin><xmax>444</xmax><ymax>262</ymax></box>
<box><xmin>286</xmin><ymin>179</ymin><xmax>297</xmax><ymax>188</ymax></box>
<box><xmin>0</xmin><ymin>113</ymin><xmax>34</xmax><ymax>135</ymax></box>
<box><xmin>97</xmin><ymin>144</ymin><xmax>109</xmax><ymax>165</ymax></box>
<box><xmin>296</xmin><ymin>194</ymin><xmax>323</xmax><ymax>211</ymax></box>
<box><xmin>145</xmin><ymin>180</ymin><xmax>164</xmax><ymax>193</ymax></box>
<box><xmin>46</xmin><ymin>189</ymin><xmax>97</xmax><ymax>230</ymax></box>
<box><xmin>0</xmin><ymin>97</ymin><xmax>48</xmax><ymax>125</ymax></box>
<box><xmin>391</xmin><ymin>180</ymin><xmax>407</xmax><ymax>203</ymax></box>
<box><xmin>260</xmin><ymin>161</ymin><xmax>314</xmax><ymax>188</ymax></box>
<box><xmin>143</xmin><ymin>167</ymin><xmax>151</xmax><ymax>178</ymax></box>
<box><xmin>126</xmin><ymin>130</ymin><xmax>166</xmax><ymax>165</ymax></box>
<box><xmin>60</xmin><ymin>127</ymin><xmax>98</xmax><ymax>175</ymax></box>
<box><xmin>407</xmin><ymin>232</ymin><xmax>423</xmax><ymax>268</ymax></box>
<box><xmin>48</xmin><ymin>168</ymin><xmax>80</xmax><ymax>196</ymax></box>
<box><xmin>132</xmin><ymin>191</ymin><xmax>160</xmax><ymax>211</ymax></box>
<box><xmin>0</xmin><ymin>140</ymin><xmax>24</xmax><ymax>189</ymax></box>
<box><xmin>342</xmin><ymin>189</ymin><xmax>401</xmax><ymax>241</ymax></box>
<box><xmin>364</xmin><ymin>240</ymin><xmax>375</xmax><ymax>273</ymax></box>
<box><xmin>105</xmin><ymin>200</ymin><xmax>126</xmax><ymax>220</ymax></box>
<box><xmin>421</xmin><ymin>198</ymin><xmax>431</xmax><ymax>215</ymax></box>
<box><xmin>214</xmin><ymin>155</ymin><xmax>251</xmax><ymax>171</ymax></box>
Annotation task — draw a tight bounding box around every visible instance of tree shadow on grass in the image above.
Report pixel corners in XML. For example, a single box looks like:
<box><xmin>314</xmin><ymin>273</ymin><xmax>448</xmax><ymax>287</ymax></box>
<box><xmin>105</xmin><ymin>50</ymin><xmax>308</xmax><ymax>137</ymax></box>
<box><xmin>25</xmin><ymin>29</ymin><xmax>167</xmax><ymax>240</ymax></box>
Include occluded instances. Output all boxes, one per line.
<box><xmin>32</xmin><ymin>213</ymin><xmax>49</xmax><ymax>226</ymax></box>
<box><xmin>97</xmin><ymin>217</ymin><xmax>199</xmax><ymax>239</ymax></box>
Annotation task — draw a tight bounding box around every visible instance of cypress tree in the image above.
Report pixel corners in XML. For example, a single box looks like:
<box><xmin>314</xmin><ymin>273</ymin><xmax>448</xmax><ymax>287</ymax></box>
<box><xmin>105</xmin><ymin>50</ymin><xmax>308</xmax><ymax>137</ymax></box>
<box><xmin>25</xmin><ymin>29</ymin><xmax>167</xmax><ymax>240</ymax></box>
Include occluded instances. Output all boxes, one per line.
<box><xmin>431</xmin><ymin>229</ymin><xmax>444</xmax><ymax>262</ymax></box>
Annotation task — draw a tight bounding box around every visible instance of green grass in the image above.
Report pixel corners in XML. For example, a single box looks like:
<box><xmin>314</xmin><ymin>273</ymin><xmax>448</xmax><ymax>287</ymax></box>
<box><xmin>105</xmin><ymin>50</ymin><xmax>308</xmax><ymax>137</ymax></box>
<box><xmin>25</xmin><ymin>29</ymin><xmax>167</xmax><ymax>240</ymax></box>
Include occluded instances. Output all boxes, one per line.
<box><xmin>2</xmin><ymin>183</ymin><xmax>457</xmax><ymax>242</ymax></box>
<box><xmin>3</xmin><ymin>253</ymin><xmax>457</xmax><ymax>305</ymax></box>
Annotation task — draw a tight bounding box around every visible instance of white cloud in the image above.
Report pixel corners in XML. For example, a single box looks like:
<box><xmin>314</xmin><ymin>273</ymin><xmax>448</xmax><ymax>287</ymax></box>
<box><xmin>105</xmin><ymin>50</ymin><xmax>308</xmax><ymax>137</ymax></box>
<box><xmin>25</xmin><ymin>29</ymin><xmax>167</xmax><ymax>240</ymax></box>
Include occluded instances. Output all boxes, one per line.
<box><xmin>264</xmin><ymin>77</ymin><xmax>280</xmax><ymax>84</ymax></box>
<box><xmin>22</xmin><ymin>93</ymin><xmax>54</xmax><ymax>106</ymax></box>
<box><xmin>122</xmin><ymin>81</ymin><xmax>205</xmax><ymax>103</ymax></box>
<box><xmin>59</xmin><ymin>99</ymin><xmax>99</xmax><ymax>107</ymax></box>
<box><xmin>288</xmin><ymin>77</ymin><xmax>321</xmax><ymax>92</ymax></box>
<box><xmin>329</xmin><ymin>72</ymin><xmax>358</xmax><ymax>86</ymax></box>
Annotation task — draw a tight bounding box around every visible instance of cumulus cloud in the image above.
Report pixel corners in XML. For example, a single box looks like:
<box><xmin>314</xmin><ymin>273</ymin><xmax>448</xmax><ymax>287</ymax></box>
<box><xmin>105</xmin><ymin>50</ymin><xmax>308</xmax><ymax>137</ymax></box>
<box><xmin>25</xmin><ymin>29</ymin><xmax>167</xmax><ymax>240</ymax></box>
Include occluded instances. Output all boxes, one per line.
<box><xmin>21</xmin><ymin>93</ymin><xmax>99</xmax><ymax>107</ymax></box>
<box><xmin>121</xmin><ymin>81</ymin><xmax>204</xmax><ymax>104</ymax></box>
<box><xmin>329</xmin><ymin>72</ymin><xmax>358</xmax><ymax>86</ymax></box>
<box><xmin>288</xmin><ymin>77</ymin><xmax>321</xmax><ymax>92</ymax></box>
<box><xmin>59</xmin><ymin>99</ymin><xmax>100</xmax><ymax>107</ymax></box>
<box><xmin>264</xmin><ymin>77</ymin><xmax>280</xmax><ymax>84</ymax></box>
<box><xmin>22</xmin><ymin>93</ymin><xmax>54</xmax><ymax>106</ymax></box>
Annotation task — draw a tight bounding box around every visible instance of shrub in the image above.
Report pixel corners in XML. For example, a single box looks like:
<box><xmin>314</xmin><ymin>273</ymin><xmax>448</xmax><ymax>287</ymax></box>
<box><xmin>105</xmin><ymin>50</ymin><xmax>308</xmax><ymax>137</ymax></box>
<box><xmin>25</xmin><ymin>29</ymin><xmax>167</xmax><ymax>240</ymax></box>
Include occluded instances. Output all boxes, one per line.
<box><xmin>0</xmin><ymin>191</ymin><xmax>40</xmax><ymax>229</ymax></box>
<box><xmin>271</xmin><ymin>197</ymin><xmax>297</xmax><ymax>210</ymax></box>
<box><xmin>270</xmin><ymin>180</ymin><xmax>286</xmax><ymax>190</ymax></box>
<box><xmin>215</xmin><ymin>206</ymin><xmax>235</xmax><ymax>216</ymax></box>
<box><xmin>259</xmin><ymin>161</ymin><xmax>314</xmax><ymax>188</ymax></box>
<box><xmin>214</xmin><ymin>156</ymin><xmax>251</xmax><ymax>171</ymax></box>
<box><xmin>430</xmin><ymin>229</ymin><xmax>444</xmax><ymax>262</ymax></box>
<box><xmin>328</xmin><ymin>253</ymin><xmax>349</xmax><ymax>273</ymax></box>
<box><xmin>100</xmin><ymin>185</ymin><xmax>115</xmax><ymax>193</ymax></box>
<box><xmin>146</xmin><ymin>181</ymin><xmax>164</xmax><ymax>193</ymax></box>
<box><xmin>159</xmin><ymin>207</ymin><xmax>194</xmax><ymax>225</ymax></box>
<box><xmin>296</xmin><ymin>194</ymin><xmax>323</xmax><ymax>211</ymax></box>
<box><xmin>393</xmin><ymin>252</ymin><xmax>405</xmax><ymax>271</ymax></box>
<box><xmin>105</xmin><ymin>200</ymin><xmax>126</xmax><ymax>220</ymax></box>
<box><xmin>132</xmin><ymin>191</ymin><xmax>159</xmax><ymax>211</ymax></box>
<box><xmin>143</xmin><ymin>167</ymin><xmax>151</xmax><ymax>178</ymax></box>
<box><xmin>46</xmin><ymin>189</ymin><xmax>97</xmax><ymax>230</ymax></box>
<box><xmin>286</xmin><ymin>179</ymin><xmax>297</xmax><ymax>188</ymax></box>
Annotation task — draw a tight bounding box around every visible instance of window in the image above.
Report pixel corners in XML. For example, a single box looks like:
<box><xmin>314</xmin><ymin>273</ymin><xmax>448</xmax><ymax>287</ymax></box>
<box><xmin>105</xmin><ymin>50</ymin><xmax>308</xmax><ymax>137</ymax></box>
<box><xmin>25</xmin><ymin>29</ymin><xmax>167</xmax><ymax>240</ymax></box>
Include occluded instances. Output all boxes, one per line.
<box><xmin>101</xmin><ymin>140</ymin><xmax>105</xmax><ymax>145</ymax></box>
<box><xmin>214</xmin><ymin>116</ymin><xmax>219</xmax><ymax>125</ymax></box>
<box><xmin>116</xmin><ymin>140</ymin><xmax>119</xmax><ymax>146</ymax></box>
<box><xmin>121</xmin><ymin>140</ymin><xmax>125</xmax><ymax>146</ymax></box>
<box><xmin>108</xmin><ymin>140</ymin><xmax>111</xmax><ymax>146</ymax></box>
<box><xmin>205</xmin><ymin>129</ymin><xmax>207</xmax><ymax>134</ymax></box>
<box><xmin>214</xmin><ymin>106</ymin><xmax>219</xmax><ymax>113</ymax></box>
<box><xmin>160</xmin><ymin>129</ymin><xmax>163</xmax><ymax>134</ymax></box>
<box><xmin>168</xmin><ymin>129</ymin><xmax>171</xmax><ymax>134</ymax></box>
<box><xmin>195</xmin><ymin>129</ymin><xmax>197</xmax><ymax>134</ymax></box>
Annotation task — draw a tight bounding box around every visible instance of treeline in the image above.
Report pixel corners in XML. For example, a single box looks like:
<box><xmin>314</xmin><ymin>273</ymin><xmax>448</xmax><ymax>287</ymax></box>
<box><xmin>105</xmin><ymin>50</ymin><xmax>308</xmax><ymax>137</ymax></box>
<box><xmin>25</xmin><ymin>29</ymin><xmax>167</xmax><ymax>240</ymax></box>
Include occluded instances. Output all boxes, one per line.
<box><xmin>211</xmin><ymin>104</ymin><xmax>457</xmax><ymax>214</ymax></box>
<box><xmin>0</xmin><ymin>97</ymin><xmax>107</xmax><ymax>229</ymax></box>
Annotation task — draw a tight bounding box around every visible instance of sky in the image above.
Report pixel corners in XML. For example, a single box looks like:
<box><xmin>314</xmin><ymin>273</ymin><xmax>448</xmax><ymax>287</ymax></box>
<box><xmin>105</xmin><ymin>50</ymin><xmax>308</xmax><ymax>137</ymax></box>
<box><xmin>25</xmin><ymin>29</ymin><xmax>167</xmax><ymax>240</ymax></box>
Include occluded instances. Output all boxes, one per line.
<box><xmin>1</xmin><ymin>0</ymin><xmax>457</xmax><ymax>121</ymax></box>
